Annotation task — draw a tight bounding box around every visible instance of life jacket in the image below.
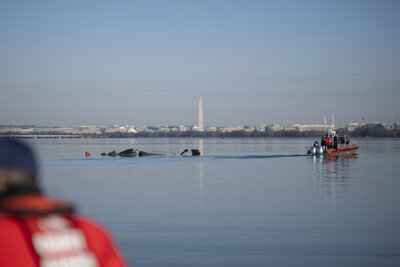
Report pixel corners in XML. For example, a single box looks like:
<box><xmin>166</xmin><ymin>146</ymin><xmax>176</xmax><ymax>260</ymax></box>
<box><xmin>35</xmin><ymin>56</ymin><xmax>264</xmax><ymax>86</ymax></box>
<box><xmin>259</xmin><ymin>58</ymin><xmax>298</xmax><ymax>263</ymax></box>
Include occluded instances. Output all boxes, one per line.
<box><xmin>0</xmin><ymin>193</ymin><xmax>127</xmax><ymax>267</ymax></box>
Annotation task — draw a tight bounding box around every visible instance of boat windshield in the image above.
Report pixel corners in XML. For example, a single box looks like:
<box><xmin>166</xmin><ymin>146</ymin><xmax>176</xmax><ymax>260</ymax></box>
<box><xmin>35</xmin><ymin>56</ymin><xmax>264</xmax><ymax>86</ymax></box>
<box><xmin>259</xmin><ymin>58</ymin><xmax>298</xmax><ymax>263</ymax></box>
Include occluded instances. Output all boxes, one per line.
<box><xmin>337</xmin><ymin>135</ymin><xmax>350</xmax><ymax>145</ymax></box>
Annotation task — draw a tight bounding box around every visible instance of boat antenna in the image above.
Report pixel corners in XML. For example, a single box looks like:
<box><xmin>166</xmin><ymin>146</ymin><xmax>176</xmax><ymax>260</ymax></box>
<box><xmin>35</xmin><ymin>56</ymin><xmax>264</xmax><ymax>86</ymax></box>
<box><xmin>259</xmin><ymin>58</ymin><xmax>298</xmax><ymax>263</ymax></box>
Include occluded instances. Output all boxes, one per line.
<box><xmin>324</xmin><ymin>114</ymin><xmax>327</xmax><ymax>133</ymax></box>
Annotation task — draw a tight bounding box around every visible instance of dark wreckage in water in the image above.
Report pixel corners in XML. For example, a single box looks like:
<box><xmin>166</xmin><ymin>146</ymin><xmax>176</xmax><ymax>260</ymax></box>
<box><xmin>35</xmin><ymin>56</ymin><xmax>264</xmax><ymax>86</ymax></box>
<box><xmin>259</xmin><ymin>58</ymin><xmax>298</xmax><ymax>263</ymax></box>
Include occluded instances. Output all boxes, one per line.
<box><xmin>100</xmin><ymin>148</ymin><xmax>201</xmax><ymax>158</ymax></box>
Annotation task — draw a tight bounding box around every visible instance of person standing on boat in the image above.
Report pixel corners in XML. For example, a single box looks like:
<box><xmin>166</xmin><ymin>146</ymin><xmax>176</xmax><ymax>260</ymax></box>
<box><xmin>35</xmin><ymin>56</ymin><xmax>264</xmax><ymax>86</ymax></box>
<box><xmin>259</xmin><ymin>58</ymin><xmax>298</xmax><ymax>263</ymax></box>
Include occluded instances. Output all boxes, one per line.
<box><xmin>314</xmin><ymin>141</ymin><xmax>319</xmax><ymax>147</ymax></box>
<box><xmin>333</xmin><ymin>135</ymin><xmax>338</xmax><ymax>149</ymax></box>
<box><xmin>0</xmin><ymin>138</ymin><xmax>128</xmax><ymax>267</ymax></box>
<box><xmin>321</xmin><ymin>136</ymin><xmax>327</xmax><ymax>148</ymax></box>
<box><xmin>326</xmin><ymin>137</ymin><xmax>332</xmax><ymax>149</ymax></box>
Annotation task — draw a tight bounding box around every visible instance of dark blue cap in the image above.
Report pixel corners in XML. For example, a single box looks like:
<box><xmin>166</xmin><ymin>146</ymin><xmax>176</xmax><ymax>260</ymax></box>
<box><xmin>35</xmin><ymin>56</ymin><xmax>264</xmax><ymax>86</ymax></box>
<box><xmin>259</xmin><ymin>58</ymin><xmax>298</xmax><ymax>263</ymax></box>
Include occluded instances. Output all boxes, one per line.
<box><xmin>0</xmin><ymin>138</ymin><xmax>37</xmax><ymax>177</ymax></box>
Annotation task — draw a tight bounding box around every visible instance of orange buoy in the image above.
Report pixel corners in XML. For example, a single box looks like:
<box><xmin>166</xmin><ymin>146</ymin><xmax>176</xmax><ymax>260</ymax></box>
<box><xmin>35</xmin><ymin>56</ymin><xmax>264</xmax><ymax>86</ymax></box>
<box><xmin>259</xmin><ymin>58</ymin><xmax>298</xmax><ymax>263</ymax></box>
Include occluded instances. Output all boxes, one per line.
<box><xmin>85</xmin><ymin>151</ymin><xmax>90</xmax><ymax>158</ymax></box>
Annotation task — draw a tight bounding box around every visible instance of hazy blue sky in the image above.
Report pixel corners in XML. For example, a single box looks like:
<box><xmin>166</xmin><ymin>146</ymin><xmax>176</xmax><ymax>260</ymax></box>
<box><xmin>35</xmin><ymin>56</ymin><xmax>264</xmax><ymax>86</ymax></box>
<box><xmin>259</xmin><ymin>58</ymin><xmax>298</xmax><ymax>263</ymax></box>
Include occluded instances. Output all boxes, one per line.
<box><xmin>1</xmin><ymin>0</ymin><xmax>399</xmax><ymax>126</ymax></box>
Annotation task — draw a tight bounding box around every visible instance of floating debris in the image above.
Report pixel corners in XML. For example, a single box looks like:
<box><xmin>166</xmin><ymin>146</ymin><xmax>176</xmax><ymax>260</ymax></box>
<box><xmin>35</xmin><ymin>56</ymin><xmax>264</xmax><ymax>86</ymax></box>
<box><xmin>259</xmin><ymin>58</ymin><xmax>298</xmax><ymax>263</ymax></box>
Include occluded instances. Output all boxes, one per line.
<box><xmin>180</xmin><ymin>149</ymin><xmax>189</xmax><ymax>156</ymax></box>
<box><xmin>138</xmin><ymin>151</ymin><xmax>165</xmax><ymax>157</ymax></box>
<box><xmin>191</xmin><ymin>149</ymin><xmax>201</xmax><ymax>156</ymax></box>
<box><xmin>108</xmin><ymin>151</ymin><xmax>118</xmax><ymax>157</ymax></box>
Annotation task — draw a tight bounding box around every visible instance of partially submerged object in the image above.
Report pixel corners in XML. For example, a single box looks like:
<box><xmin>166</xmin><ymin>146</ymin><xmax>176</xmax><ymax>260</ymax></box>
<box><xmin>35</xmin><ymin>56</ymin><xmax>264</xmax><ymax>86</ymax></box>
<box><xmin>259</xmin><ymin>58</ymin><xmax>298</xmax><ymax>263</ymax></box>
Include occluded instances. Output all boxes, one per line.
<box><xmin>138</xmin><ymin>151</ymin><xmax>165</xmax><ymax>157</ymax></box>
<box><xmin>108</xmin><ymin>151</ymin><xmax>118</xmax><ymax>157</ymax></box>
<box><xmin>191</xmin><ymin>149</ymin><xmax>201</xmax><ymax>156</ymax></box>
<box><xmin>101</xmin><ymin>148</ymin><xmax>200</xmax><ymax>158</ymax></box>
<box><xmin>118</xmin><ymin>148</ymin><xmax>137</xmax><ymax>157</ymax></box>
<box><xmin>102</xmin><ymin>149</ymin><xmax>136</xmax><ymax>157</ymax></box>
<box><xmin>180</xmin><ymin>149</ymin><xmax>201</xmax><ymax>156</ymax></box>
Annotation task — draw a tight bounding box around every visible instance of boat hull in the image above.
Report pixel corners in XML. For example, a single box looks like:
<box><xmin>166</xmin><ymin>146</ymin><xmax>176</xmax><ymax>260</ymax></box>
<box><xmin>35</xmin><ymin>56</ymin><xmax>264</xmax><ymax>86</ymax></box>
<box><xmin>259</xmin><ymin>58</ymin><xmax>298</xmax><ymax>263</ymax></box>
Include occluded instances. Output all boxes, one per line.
<box><xmin>326</xmin><ymin>145</ymin><xmax>358</xmax><ymax>155</ymax></box>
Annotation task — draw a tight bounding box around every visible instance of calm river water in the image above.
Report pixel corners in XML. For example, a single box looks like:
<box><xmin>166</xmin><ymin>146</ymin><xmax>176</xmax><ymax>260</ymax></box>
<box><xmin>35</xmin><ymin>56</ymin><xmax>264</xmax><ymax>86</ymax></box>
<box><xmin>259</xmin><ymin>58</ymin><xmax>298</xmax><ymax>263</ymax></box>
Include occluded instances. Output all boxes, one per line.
<box><xmin>26</xmin><ymin>138</ymin><xmax>400</xmax><ymax>266</ymax></box>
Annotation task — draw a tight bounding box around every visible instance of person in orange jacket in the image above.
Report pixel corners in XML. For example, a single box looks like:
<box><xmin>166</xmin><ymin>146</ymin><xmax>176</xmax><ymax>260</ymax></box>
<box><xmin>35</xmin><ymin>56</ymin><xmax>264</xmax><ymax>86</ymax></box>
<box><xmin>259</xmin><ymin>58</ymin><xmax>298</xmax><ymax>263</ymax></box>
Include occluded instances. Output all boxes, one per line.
<box><xmin>0</xmin><ymin>138</ymin><xmax>128</xmax><ymax>267</ymax></box>
<box><xmin>326</xmin><ymin>138</ymin><xmax>332</xmax><ymax>149</ymax></box>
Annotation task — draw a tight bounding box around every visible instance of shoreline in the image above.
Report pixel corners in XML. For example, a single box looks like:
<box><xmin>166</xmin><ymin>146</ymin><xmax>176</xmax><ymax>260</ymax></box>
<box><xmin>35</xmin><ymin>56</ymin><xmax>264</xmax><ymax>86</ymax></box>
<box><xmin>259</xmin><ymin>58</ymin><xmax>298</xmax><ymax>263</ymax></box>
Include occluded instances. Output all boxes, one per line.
<box><xmin>1</xmin><ymin>134</ymin><xmax>399</xmax><ymax>139</ymax></box>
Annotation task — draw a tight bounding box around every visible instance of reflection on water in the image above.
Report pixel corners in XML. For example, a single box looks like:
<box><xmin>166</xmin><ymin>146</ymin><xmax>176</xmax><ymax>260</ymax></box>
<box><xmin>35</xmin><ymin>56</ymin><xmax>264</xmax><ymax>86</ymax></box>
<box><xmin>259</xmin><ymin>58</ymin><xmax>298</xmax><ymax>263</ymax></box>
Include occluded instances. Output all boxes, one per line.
<box><xmin>198</xmin><ymin>157</ymin><xmax>204</xmax><ymax>193</ymax></box>
<box><xmin>198</xmin><ymin>160</ymin><xmax>204</xmax><ymax>211</ymax></box>
<box><xmin>198</xmin><ymin>138</ymin><xmax>204</xmax><ymax>156</ymax></box>
<box><xmin>196</xmin><ymin>139</ymin><xmax>204</xmax><ymax>209</ymax></box>
<box><xmin>312</xmin><ymin>155</ymin><xmax>358</xmax><ymax>201</ymax></box>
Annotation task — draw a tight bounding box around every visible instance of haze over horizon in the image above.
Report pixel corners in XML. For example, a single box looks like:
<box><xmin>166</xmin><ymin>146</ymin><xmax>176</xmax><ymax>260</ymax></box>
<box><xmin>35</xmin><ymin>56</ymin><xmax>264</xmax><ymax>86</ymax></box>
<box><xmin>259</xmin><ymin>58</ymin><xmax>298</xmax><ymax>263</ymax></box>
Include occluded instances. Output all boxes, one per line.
<box><xmin>1</xmin><ymin>0</ymin><xmax>399</xmax><ymax>127</ymax></box>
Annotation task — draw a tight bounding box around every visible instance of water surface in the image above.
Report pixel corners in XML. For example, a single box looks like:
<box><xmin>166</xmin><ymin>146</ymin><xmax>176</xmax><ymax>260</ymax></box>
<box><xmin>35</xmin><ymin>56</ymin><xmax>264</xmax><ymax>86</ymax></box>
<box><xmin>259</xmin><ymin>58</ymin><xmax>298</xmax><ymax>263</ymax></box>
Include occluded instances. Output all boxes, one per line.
<box><xmin>28</xmin><ymin>138</ymin><xmax>400</xmax><ymax>266</ymax></box>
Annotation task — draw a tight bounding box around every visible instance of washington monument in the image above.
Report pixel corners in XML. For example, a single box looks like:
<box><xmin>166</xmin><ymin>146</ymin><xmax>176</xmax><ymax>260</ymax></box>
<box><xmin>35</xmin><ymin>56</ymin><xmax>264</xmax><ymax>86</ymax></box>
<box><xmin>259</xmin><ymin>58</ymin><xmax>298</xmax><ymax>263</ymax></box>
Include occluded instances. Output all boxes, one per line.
<box><xmin>198</xmin><ymin>97</ymin><xmax>204</xmax><ymax>132</ymax></box>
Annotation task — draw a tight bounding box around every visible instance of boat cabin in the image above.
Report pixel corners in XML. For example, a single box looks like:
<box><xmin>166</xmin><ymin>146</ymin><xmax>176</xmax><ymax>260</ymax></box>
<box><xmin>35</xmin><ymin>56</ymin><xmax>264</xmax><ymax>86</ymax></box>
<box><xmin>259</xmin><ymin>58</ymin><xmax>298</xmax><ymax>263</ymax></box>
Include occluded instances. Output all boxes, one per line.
<box><xmin>338</xmin><ymin>134</ymin><xmax>350</xmax><ymax>145</ymax></box>
<box><xmin>322</xmin><ymin>134</ymin><xmax>351</xmax><ymax>149</ymax></box>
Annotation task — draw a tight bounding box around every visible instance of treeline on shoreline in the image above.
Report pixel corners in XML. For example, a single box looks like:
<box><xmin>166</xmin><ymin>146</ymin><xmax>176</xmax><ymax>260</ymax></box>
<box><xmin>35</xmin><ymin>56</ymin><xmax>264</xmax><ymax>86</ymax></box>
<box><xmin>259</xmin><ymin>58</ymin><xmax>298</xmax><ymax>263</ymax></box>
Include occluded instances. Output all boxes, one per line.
<box><xmin>109</xmin><ymin>127</ymin><xmax>399</xmax><ymax>138</ymax></box>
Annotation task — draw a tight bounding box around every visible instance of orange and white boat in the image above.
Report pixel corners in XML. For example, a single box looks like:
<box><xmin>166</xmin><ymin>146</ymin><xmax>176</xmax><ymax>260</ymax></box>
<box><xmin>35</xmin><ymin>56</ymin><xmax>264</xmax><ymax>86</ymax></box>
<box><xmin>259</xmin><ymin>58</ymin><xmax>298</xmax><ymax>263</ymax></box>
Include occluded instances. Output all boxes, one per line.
<box><xmin>308</xmin><ymin>133</ymin><xmax>358</xmax><ymax>156</ymax></box>
<box><xmin>308</xmin><ymin>115</ymin><xmax>358</xmax><ymax>156</ymax></box>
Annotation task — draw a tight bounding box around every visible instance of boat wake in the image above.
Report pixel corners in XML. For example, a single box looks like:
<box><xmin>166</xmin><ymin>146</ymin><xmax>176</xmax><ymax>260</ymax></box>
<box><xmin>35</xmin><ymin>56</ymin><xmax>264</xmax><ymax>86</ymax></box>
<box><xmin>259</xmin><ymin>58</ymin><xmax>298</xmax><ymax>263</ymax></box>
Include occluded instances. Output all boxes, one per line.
<box><xmin>204</xmin><ymin>154</ymin><xmax>307</xmax><ymax>160</ymax></box>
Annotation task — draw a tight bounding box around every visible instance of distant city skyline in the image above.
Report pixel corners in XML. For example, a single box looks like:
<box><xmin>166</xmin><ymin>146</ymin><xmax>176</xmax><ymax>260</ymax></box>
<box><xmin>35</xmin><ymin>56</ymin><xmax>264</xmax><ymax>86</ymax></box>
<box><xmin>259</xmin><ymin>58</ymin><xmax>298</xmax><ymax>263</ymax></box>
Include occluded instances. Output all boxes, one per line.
<box><xmin>1</xmin><ymin>1</ymin><xmax>399</xmax><ymax>126</ymax></box>
<box><xmin>2</xmin><ymin>121</ymin><xmax>398</xmax><ymax>139</ymax></box>
<box><xmin>0</xmin><ymin>117</ymin><xmax>394</xmax><ymax>128</ymax></box>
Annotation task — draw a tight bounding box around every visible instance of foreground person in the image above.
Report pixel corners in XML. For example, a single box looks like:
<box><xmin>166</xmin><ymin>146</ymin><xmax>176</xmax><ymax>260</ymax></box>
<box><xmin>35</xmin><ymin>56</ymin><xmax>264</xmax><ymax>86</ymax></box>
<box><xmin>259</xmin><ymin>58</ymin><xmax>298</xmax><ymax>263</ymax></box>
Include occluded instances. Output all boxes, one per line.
<box><xmin>0</xmin><ymin>138</ymin><xmax>128</xmax><ymax>267</ymax></box>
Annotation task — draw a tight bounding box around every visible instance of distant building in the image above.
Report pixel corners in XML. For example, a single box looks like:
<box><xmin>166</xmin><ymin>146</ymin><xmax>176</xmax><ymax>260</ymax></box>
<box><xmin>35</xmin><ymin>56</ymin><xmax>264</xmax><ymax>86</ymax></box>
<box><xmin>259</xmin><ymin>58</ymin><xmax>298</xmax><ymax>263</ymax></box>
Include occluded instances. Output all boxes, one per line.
<box><xmin>347</xmin><ymin>123</ymin><xmax>359</xmax><ymax>132</ymax></box>
<box><xmin>222</xmin><ymin>126</ymin><xmax>245</xmax><ymax>132</ymax></box>
<box><xmin>179</xmin><ymin>126</ymin><xmax>188</xmax><ymax>132</ymax></box>
<box><xmin>286</xmin><ymin>124</ymin><xmax>328</xmax><ymax>132</ymax></box>
<box><xmin>268</xmin><ymin>124</ymin><xmax>283</xmax><ymax>132</ymax></box>
<box><xmin>368</xmin><ymin>122</ymin><xmax>385</xmax><ymax>128</ymax></box>
<box><xmin>205</xmin><ymin>126</ymin><xmax>217</xmax><ymax>132</ymax></box>
<box><xmin>105</xmin><ymin>127</ymin><xmax>119</xmax><ymax>133</ymax></box>
<box><xmin>299</xmin><ymin>124</ymin><xmax>328</xmax><ymax>132</ymax></box>
<box><xmin>256</xmin><ymin>124</ymin><xmax>267</xmax><ymax>132</ymax></box>
<box><xmin>127</xmin><ymin>127</ymin><xmax>138</xmax><ymax>133</ymax></box>
<box><xmin>286</xmin><ymin>125</ymin><xmax>298</xmax><ymax>132</ymax></box>
<box><xmin>244</xmin><ymin>126</ymin><xmax>255</xmax><ymax>132</ymax></box>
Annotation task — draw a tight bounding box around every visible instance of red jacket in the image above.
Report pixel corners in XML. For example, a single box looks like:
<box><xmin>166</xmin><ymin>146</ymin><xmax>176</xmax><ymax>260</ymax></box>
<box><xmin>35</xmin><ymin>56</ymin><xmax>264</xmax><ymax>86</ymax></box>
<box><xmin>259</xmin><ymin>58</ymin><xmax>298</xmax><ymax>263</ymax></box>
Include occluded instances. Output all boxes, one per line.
<box><xmin>0</xmin><ymin>193</ymin><xmax>128</xmax><ymax>267</ymax></box>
